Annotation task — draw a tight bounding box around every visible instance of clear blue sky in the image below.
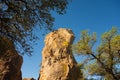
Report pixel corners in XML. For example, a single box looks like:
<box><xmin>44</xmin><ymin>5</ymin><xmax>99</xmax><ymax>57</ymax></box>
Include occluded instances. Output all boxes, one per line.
<box><xmin>21</xmin><ymin>0</ymin><xmax>120</xmax><ymax>79</ymax></box>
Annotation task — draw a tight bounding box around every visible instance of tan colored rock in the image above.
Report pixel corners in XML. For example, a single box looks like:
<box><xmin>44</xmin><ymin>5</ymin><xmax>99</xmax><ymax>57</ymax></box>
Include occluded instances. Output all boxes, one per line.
<box><xmin>39</xmin><ymin>28</ymin><xmax>80</xmax><ymax>80</ymax></box>
<box><xmin>0</xmin><ymin>36</ymin><xmax>23</xmax><ymax>80</ymax></box>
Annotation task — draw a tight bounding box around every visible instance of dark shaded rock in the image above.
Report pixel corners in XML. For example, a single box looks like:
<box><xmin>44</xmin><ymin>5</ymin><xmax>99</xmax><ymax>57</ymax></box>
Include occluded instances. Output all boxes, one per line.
<box><xmin>0</xmin><ymin>36</ymin><xmax>23</xmax><ymax>80</ymax></box>
<box><xmin>23</xmin><ymin>78</ymin><xmax>35</xmax><ymax>80</ymax></box>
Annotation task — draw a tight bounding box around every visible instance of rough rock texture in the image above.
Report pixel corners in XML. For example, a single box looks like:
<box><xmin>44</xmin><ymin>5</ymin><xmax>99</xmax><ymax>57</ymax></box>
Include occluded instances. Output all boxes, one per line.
<box><xmin>39</xmin><ymin>28</ymin><xmax>80</xmax><ymax>80</ymax></box>
<box><xmin>23</xmin><ymin>78</ymin><xmax>35</xmax><ymax>80</ymax></box>
<box><xmin>0</xmin><ymin>36</ymin><xmax>23</xmax><ymax>80</ymax></box>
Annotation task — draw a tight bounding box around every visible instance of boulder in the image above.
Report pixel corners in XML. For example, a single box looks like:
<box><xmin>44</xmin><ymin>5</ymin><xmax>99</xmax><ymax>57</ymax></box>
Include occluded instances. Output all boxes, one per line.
<box><xmin>0</xmin><ymin>36</ymin><xmax>23</xmax><ymax>80</ymax></box>
<box><xmin>39</xmin><ymin>28</ymin><xmax>80</xmax><ymax>80</ymax></box>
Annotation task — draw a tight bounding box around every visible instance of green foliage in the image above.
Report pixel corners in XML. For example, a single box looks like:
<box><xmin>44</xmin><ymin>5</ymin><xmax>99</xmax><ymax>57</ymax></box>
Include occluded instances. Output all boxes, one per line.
<box><xmin>72</xmin><ymin>30</ymin><xmax>96</xmax><ymax>54</ymax></box>
<box><xmin>73</xmin><ymin>27</ymin><xmax>120</xmax><ymax>80</ymax></box>
<box><xmin>0</xmin><ymin>0</ymin><xmax>70</xmax><ymax>55</ymax></box>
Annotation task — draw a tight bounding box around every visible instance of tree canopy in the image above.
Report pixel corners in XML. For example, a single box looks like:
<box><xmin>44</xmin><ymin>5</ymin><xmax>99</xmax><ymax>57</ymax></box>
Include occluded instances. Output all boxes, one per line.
<box><xmin>73</xmin><ymin>27</ymin><xmax>120</xmax><ymax>80</ymax></box>
<box><xmin>0</xmin><ymin>0</ymin><xmax>70</xmax><ymax>55</ymax></box>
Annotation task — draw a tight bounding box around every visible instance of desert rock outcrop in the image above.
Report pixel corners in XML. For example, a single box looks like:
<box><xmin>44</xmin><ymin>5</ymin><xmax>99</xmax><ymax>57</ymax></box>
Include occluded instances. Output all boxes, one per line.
<box><xmin>0</xmin><ymin>36</ymin><xmax>23</xmax><ymax>80</ymax></box>
<box><xmin>39</xmin><ymin>28</ymin><xmax>80</xmax><ymax>80</ymax></box>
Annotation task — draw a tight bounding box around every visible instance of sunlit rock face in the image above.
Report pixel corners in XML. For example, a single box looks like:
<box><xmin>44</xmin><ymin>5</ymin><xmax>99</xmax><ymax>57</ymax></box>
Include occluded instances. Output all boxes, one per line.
<box><xmin>0</xmin><ymin>36</ymin><xmax>23</xmax><ymax>80</ymax></box>
<box><xmin>39</xmin><ymin>28</ymin><xmax>80</xmax><ymax>80</ymax></box>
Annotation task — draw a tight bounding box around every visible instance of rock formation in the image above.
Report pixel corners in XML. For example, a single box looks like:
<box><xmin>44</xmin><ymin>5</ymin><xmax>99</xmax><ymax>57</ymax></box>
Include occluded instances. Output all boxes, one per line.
<box><xmin>39</xmin><ymin>28</ymin><xmax>80</xmax><ymax>80</ymax></box>
<box><xmin>0</xmin><ymin>36</ymin><xmax>23</xmax><ymax>80</ymax></box>
<box><xmin>23</xmin><ymin>78</ymin><xmax>35</xmax><ymax>80</ymax></box>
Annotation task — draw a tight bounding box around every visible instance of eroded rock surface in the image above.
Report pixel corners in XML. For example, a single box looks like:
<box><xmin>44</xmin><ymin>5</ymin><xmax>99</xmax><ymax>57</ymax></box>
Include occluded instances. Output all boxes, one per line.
<box><xmin>39</xmin><ymin>28</ymin><xmax>80</xmax><ymax>80</ymax></box>
<box><xmin>0</xmin><ymin>36</ymin><xmax>23</xmax><ymax>80</ymax></box>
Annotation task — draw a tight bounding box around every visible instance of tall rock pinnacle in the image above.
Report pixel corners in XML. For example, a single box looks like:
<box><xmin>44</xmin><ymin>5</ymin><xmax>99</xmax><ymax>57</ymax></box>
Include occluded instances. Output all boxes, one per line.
<box><xmin>39</xmin><ymin>28</ymin><xmax>80</xmax><ymax>80</ymax></box>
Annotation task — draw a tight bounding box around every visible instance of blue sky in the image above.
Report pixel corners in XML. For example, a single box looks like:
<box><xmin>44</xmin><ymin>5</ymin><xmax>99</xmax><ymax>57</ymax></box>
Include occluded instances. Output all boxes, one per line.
<box><xmin>21</xmin><ymin>0</ymin><xmax>120</xmax><ymax>79</ymax></box>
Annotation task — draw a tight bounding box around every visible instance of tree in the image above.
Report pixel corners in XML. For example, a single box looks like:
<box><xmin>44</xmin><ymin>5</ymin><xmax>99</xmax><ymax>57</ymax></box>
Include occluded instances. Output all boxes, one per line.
<box><xmin>0</xmin><ymin>0</ymin><xmax>70</xmax><ymax>55</ymax></box>
<box><xmin>72</xmin><ymin>27</ymin><xmax>120</xmax><ymax>80</ymax></box>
